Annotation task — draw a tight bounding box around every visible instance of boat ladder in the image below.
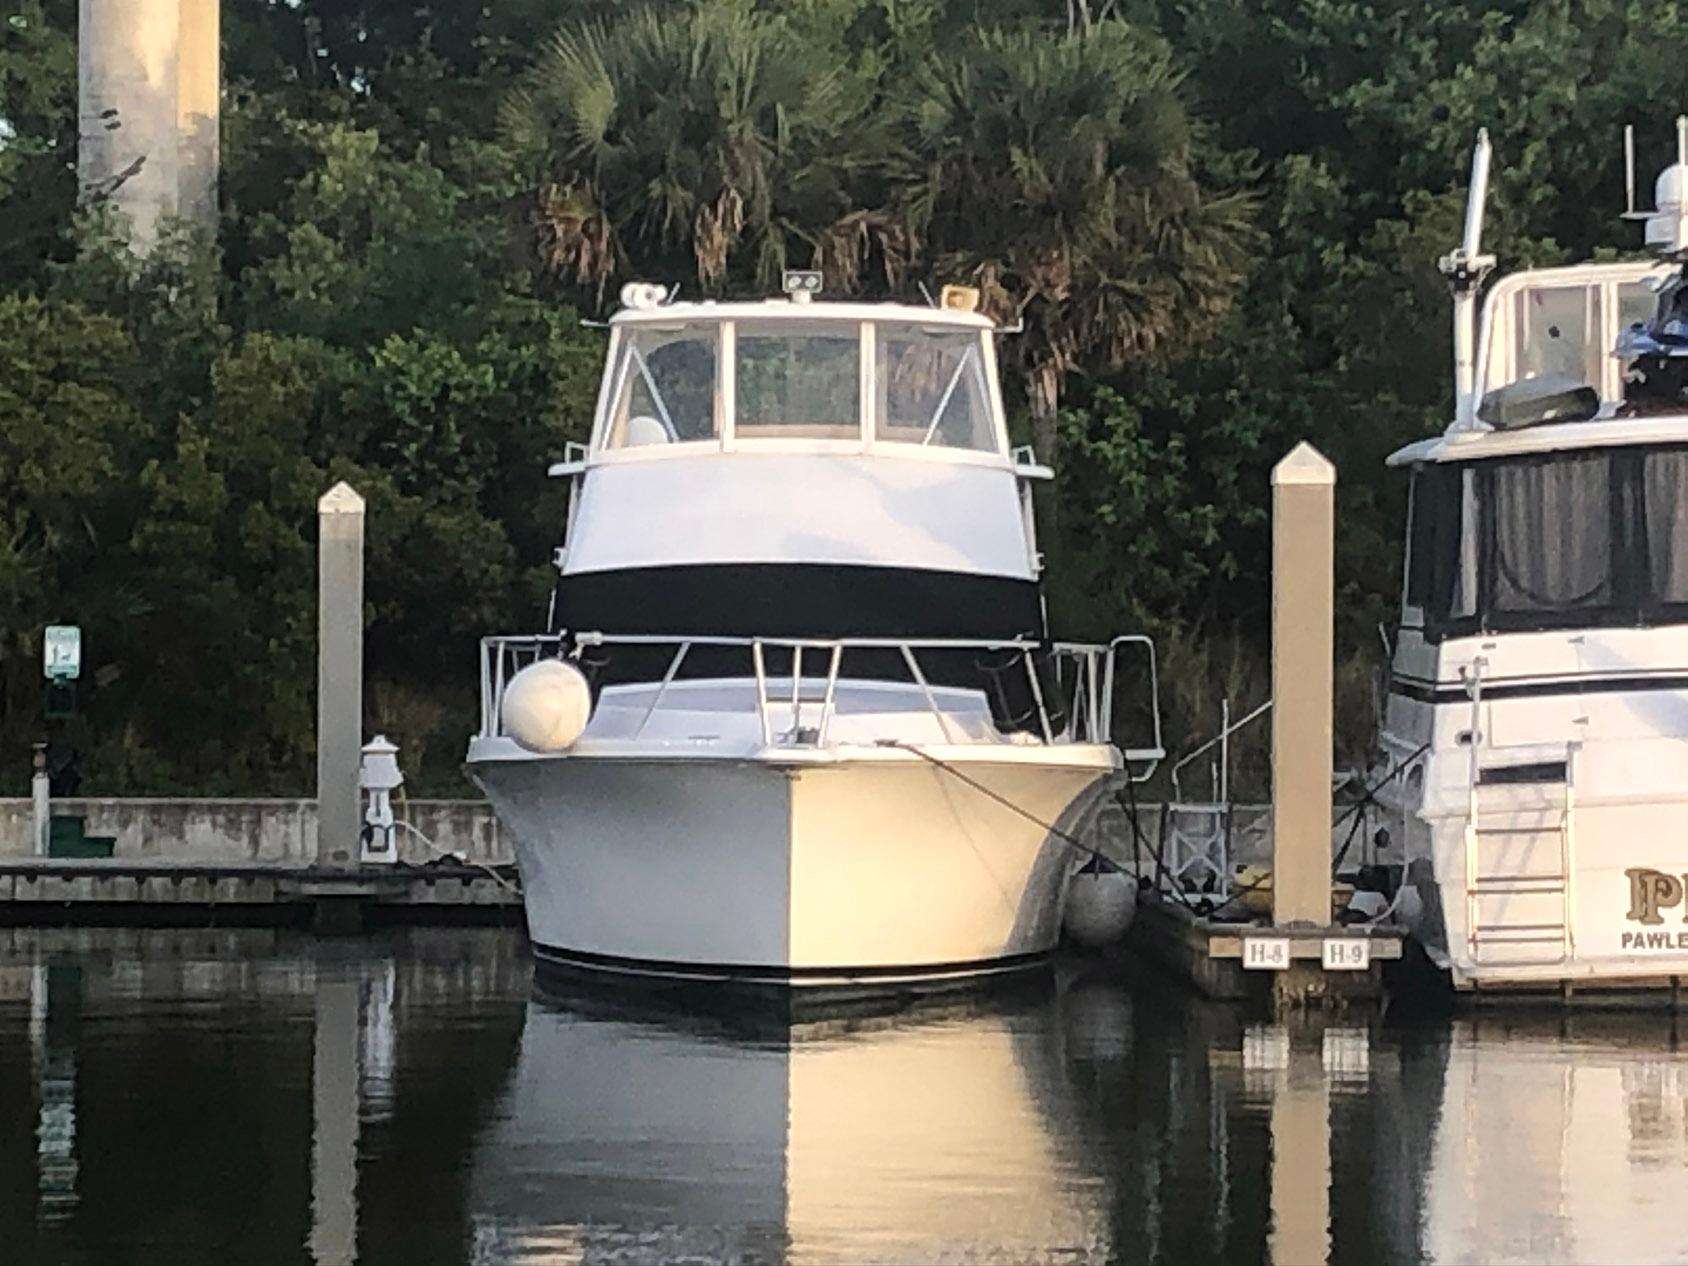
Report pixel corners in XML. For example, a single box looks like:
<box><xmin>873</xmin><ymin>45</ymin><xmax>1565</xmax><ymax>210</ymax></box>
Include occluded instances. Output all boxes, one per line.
<box><xmin>1459</xmin><ymin>658</ymin><xmax>1580</xmax><ymax>967</ymax></box>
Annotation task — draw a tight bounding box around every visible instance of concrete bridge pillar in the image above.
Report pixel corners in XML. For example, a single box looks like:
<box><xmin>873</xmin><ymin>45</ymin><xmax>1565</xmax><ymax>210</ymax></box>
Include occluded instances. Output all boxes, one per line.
<box><xmin>78</xmin><ymin>0</ymin><xmax>219</xmax><ymax>249</ymax></box>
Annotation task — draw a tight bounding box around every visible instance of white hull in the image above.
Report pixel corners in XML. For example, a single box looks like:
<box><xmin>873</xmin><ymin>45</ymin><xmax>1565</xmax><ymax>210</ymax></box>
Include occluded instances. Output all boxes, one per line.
<box><xmin>468</xmin><ymin>740</ymin><xmax>1116</xmax><ymax>984</ymax></box>
<box><xmin>1378</xmin><ymin>625</ymin><xmax>1688</xmax><ymax>992</ymax></box>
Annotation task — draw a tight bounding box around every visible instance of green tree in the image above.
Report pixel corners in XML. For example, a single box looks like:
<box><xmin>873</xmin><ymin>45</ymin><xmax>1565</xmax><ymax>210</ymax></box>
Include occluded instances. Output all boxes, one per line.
<box><xmin>889</xmin><ymin>22</ymin><xmax>1255</xmax><ymax>460</ymax></box>
<box><xmin>0</xmin><ymin>0</ymin><xmax>77</xmax><ymax>287</ymax></box>
<box><xmin>0</xmin><ymin>294</ymin><xmax>143</xmax><ymax>773</ymax></box>
<box><xmin>501</xmin><ymin>2</ymin><xmax>900</xmax><ymax>305</ymax></box>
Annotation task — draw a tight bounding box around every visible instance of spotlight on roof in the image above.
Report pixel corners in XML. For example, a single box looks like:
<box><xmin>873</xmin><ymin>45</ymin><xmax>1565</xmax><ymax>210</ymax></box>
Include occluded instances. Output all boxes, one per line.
<box><xmin>619</xmin><ymin>282</ymin><xmax>669</xmax><ymax>311</ymax></box>
<box><xmin>940</xmin><ymin>284</ymin><xmax>981</xmax><ymax>313</ymax></box>
<box><xmin>782</xmin><ymin>270</ymin><xmax>823</xmax><ymax>304</ymax></box>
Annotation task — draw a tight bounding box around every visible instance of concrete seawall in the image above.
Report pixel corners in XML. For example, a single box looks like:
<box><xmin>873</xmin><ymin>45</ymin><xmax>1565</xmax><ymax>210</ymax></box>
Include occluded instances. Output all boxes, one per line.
<box><xmin>0</xmin><ymin>799</ymin><xmax>506</xmax><ymax>865</ymax></box>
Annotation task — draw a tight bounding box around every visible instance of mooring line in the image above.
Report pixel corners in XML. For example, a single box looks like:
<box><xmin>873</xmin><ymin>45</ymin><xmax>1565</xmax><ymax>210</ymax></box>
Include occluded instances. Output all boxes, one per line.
<box><xmin>391</xmin><ymin>818</ymin><xmax>524</xmax><ymax>899</ymax></box>
<box><xmin>876</xmin><ymin>739</ymin><xmax>1117</xmax><ymax>868</ymax></box>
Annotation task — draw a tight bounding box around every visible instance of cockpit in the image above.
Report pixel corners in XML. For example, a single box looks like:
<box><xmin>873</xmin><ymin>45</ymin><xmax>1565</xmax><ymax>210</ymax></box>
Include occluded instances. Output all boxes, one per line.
<box><xmin>592</xmin><ymin>304</ymin><xmax>1008</xmax><ymax>458</ymax></box>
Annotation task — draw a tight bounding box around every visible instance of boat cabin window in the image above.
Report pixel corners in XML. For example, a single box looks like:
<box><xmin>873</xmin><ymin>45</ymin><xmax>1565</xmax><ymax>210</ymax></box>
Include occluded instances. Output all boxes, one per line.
<box><xmin>735</xmin><ymin>322</ymin><xmax>860</xmax><ymax>439</ymax></box>
<box><xmin>595</xmin><ymin>316</ymin><xmax>1005</xmax><ymax>455</ymax></box>
<box><xmin>1480</xmin><ymin>267</ymin><xmax>1665</xmax><ymax>403</ymax></box>
<box><xmin>1514</xmin><ymin>286</ymin><xmax>1600</xmax><ymax>387</ymax></box>
<box><xmin>875</xmin><ymin>327</ymin><xmax>995</xmax><ymax>451</ymax></box>
<box><xmin>604</xmin><ymin>326</ymin><xmax>720</xmax><ymax>448</ymax></box>
<box><xmin>1406</xmin><ymin>445</ymin><xmax>1688</xmax><ymax>637</ymax></box>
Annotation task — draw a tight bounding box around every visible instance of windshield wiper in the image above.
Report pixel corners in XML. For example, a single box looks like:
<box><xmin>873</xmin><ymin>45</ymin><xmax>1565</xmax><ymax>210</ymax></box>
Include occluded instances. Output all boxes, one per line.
<box><xmin>922</xmin><ymin>349</ymin><xmax>976</xmax><ymax>446</ymax></box>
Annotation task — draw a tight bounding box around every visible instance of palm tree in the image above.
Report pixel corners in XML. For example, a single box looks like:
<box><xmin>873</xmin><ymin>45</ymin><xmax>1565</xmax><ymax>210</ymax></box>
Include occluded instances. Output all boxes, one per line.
<box><xmin>500</xmin><ymin>3</ymin><xmax>905</xmax><ymax>307</ymax></box>
<box><xmin>890</xmin><ymin>23</ymin><xmax>1255</xmax><ymax>462</ymax></box>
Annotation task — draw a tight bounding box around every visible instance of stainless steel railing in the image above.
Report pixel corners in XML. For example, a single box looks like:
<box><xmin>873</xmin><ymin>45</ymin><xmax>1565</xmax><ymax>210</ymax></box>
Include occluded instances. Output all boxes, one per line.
<box><xmin>478</xmin><ymin>630</ymin><xmax>1163</xmax><ymax>766</ymax></box>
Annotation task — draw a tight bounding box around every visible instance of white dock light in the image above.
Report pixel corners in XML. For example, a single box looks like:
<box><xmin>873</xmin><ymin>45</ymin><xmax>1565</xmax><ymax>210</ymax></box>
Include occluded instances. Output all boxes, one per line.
<box><xmin>782</xmin><ymin>269</ymin><xmax>822</xmax><ymax>304</ymax></box>
<box><xmin>501</xmin><ymin>658</ymin><xmax>594</xmax><ymax>753</ymax></box>
<box><xmin>619</xmin><ymin>281</ymin><xmax>669</xmax><ymax>311</ymax></box>
<box><xmin>359</xmin><ymin>736</ymin><xmax>403</xmax><ymax>864</ymax></box>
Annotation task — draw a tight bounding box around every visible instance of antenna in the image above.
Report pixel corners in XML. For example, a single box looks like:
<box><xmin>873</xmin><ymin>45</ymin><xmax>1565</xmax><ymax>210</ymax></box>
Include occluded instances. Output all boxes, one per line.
<box><xmin>1460</xmin><ymin>128</ymin><xmax>1492</xmax><ymax>260</ymax></box>
<box><xmin>1626</xmin><ymin>124</ymin><xmax>1637</xmax><ymax>217</ymax></box>
<box><xmin>1439</xmin><ymin>129</ymin><xmax>1498</xmax><ymax>430</ymax></box>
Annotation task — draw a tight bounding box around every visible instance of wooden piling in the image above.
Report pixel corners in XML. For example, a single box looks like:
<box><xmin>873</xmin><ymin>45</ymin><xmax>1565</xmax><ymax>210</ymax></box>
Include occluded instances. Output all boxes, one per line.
<box><xmin>1270</xmin><ymin>443</ymin><xmax>1336</xmax><ymax>930</ymax></box>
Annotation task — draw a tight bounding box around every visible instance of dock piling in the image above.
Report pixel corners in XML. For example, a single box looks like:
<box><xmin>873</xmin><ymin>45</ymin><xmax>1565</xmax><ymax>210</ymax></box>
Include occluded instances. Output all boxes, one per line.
<box><xmin>1270</xmin><ymin>443</ymin><xmax>1337</xmax><ymax>1009</ymax></box>
<box><xmin>1270</xmin><ymin>441</ymin><xmax>1336</xmax><ymax>929</ymax></box>
<box><xmin>316</xmin><ymin>484</ymin><xmax>365</xmax><ymax>870</ymax></box>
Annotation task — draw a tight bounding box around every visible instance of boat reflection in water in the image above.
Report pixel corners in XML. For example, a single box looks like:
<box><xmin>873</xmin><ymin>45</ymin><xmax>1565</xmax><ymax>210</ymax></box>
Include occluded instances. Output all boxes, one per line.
<box><xmin>12</xmin><ymin>929</ymin><xmax>1688</xmax><ymax>1264</ymax></box>
<box><xmin>1418</xmin><ymin>1014</ymin><xmax>1688</xmax><ymax>1266</ymax></box>
<box><xmin>467</xmin><ymin>967</ymin><xmax>1129</xmax><ymax>1265</ymax></box>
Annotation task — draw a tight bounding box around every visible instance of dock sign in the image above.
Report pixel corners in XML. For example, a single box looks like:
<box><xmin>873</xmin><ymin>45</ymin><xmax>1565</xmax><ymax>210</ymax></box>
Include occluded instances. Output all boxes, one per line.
<box><xmin>1243</xmin><ymin>937</ymin><xmax>1291</xmax><ymax>970</ymax></box>
<box><xmin>43</xmin><ymin>625</ymin><xmax>81</xmax><ymax>681</ymax></box>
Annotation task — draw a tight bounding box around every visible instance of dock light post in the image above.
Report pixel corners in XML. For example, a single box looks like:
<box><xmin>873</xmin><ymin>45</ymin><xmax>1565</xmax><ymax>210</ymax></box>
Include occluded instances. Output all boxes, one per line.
<box><xmin>31</xmin><ymin>744</ymin><xmax>49</xmax><ymax>858</ymax></box>
<box><xmin>316</xmin><ymin>484</ymin><xmax>365</xmax><ymax>869</ymax></box>
<box><xmin>1270</xmin><ymin>443</ymin><xmax>1336</xmax><ymax>932</ymax></box>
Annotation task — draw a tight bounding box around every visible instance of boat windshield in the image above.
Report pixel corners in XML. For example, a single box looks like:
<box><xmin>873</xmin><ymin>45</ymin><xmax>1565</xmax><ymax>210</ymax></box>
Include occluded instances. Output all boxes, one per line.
<box><xmin>1405</xmin><ymin>444</ymin><xmax>1688</xmax><ymax>636</ymax></box>
<box><xmin>1479</xmin><ymin>267</ymin><xmax>1663</xmax><ymax>403</ymax></box>
<box><xmin>598</xmin><ymin>318</ymin><xmax>1000</xmax><ymax>453</ymax></box>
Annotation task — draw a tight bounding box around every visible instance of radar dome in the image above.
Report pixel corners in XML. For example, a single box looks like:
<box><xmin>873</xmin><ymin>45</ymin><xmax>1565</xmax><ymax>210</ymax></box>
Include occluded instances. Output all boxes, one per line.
<box><xmin>500</xmin><ymin>659</ymin><xmax>593</xmax><ymax>753</ymax></box>
<box><xmin>1658</xmin><ymin>162</ymin><xmax>1688</xmax><ymax>210</ymax></box>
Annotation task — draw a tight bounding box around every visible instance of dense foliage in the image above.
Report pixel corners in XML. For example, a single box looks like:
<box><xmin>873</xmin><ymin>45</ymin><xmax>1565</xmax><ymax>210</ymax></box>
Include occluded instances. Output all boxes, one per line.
<box><xmin>0</xmin><ymin>0</ymin><xmax>1676</xmax><ymax>791</ymax></box>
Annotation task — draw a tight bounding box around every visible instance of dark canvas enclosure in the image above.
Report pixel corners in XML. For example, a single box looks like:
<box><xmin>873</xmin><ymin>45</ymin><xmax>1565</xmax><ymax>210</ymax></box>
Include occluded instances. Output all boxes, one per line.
<box><xmin>1405</xmin><ymin>444</ymin><xmax>1688</xmax><ymax>637</ymax></box>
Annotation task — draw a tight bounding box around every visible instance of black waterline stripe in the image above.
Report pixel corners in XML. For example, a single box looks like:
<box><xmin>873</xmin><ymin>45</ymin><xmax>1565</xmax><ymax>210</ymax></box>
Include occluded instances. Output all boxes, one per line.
<box><xmin>531</xmin><ymin>941</ymin><xmax>1050</xmax><ymax>985</ymax></box>
<box><xmin>1391</xmin><ymin>672</ymin><xmax>1688</xmax><ymax>704</ymax></box>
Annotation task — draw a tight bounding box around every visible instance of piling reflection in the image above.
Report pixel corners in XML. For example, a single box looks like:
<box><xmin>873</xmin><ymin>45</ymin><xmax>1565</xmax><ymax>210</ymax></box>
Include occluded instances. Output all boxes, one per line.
<box><xmin>32</xmin><ymin>961</ymin><xmax>80</xmax><ymax>1224</ymax></box>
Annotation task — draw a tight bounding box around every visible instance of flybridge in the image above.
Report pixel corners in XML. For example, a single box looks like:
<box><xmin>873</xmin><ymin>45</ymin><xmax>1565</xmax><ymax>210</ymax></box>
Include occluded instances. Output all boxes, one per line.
<box><xmin>1437</xmin><ymin>116</ymin><xmax>1688</xmax><ymax>440</ymax></box>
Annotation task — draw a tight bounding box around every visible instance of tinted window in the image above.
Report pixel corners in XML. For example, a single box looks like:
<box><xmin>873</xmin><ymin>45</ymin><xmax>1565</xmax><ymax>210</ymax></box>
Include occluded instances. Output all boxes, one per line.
<box><xmin>1490</xmin><ymin>454</ymin><xmax>1616</xmax><ymax>616</ymax></box>
<box><xmin>875</xmin><ymin>328</ymin><xmax>996</xmax><ymax>451</ymax></box>
<box><xmin>735</xmin><ymin>323</ymin><xmax>860</xmax><ymax>439</ymax></box>
<box><xmin>1411</xmin><ymin>465</ymin><xmax>1477</xmax><ymax>623</ymax></box>
<box><xmin>1644</xmin><ymin>450</ymin><xmax>1688</xmax><ymax>604</ymax></box>
<box><xmin>604</xmin><ymin>328</ymin><xmax>719</xmax><ymax>447</ymax></box>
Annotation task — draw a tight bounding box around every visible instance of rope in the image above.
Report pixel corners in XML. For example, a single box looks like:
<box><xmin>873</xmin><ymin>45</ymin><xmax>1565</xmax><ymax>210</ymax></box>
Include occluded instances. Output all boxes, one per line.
<box><xmin>386</xmin><ymin>813</ymin><xmax>523</xmax><ymax>904</ymax></box>
<box><xmin>1329</xmin><ymin>741</ymin><xmax>1431</xmax><ymax>874</ymax></box>
<box><xmin>876</xmin><ymin>740</ymin><xmax>1114</xmax><ymax>867</ymax></box>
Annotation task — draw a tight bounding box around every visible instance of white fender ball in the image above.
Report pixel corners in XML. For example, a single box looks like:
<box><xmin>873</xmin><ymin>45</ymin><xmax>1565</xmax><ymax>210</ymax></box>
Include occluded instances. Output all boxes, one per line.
<box><xmin>501</xmin><ymin>659</ymin><xmax>593</xmax><ymax>753</ymax></box>
<box><xmin>1063</xmin><ymin>863</ymin><xmax>1138</xmax><ymax>948</ymax></box>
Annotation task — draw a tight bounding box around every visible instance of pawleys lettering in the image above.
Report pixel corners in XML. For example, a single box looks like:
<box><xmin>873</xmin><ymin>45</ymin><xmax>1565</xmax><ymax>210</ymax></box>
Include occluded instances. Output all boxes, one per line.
<box><xmin>1623</xmin><ymin>869</ymin><xmax>1688</xmax><ymax>949</ymax></box>
<box><xmin>1622</xmin><ymin>929</ymin><xmax>1688</xmax><ymax>950</ymax></box>
<box><xmin>1626</xmin><ymin>868</ymin><xmax>1688</xmax><ymax>925</ymax></box>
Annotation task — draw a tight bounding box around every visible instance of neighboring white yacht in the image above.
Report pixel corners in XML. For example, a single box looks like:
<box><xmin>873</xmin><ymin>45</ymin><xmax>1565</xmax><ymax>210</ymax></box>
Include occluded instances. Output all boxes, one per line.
<box><xmin>466</xmin><ymin>278</ymin><xmax>1160</xmax><ymax>987</ymax></box>
<box><xmin>1375</xmin><ymin>121</ymin><xmax>1688</xmax><ymax>993</ymax></box>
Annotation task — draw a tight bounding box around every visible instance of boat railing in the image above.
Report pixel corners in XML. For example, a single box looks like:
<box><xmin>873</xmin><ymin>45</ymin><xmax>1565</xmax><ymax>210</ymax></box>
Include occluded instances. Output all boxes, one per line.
<box><xmin>1169</xmin><ymin>697</ymin><xmax>1273</xmax><ymax>805</ymax></box>
<box><xmin>478</xmin><ymin>631</ymin><xmax>1163</xmax><ymax>769</ymax></box>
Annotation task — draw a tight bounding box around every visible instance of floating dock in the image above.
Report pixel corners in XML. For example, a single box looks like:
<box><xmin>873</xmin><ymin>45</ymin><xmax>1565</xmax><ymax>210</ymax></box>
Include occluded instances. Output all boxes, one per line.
<box><xmin>1128</xmin><ymin>896</ymin><xmax>1405</xmax><ymax>1005</ymax></box>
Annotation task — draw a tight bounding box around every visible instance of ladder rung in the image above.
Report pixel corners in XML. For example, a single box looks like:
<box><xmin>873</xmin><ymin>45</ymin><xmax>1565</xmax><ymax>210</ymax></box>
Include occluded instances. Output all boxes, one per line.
<box><xmin>1473</xmin><ymin>825</ymin><xmax>1564</xmax><ymax>837</ymax></box>
<box><xmin>1473</xmin><ymin>879</ymin><xmax>1566</xmax><ymax>893</ymax></box>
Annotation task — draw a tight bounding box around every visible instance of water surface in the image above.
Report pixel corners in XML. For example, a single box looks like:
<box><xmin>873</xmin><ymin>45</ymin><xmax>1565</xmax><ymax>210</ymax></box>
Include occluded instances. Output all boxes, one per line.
<box><xmin>3</xmin><ymin>928</ymin><xmax>1686</xmax><ymax>1265</ymax></box>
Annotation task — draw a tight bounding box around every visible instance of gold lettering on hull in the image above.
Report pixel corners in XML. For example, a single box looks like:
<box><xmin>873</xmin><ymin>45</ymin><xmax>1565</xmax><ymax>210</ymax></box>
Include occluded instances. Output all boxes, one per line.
<box><xmin>1626</xmin><ymin>868</ymin><xmax>1687</xmax><ymax>925</ymax></box>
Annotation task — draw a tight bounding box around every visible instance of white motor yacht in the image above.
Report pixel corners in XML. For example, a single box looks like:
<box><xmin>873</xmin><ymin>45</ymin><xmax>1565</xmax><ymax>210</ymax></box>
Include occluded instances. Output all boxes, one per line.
<box><xmin>1375</xmin><ymin>121</ymin><xmax>1688</xmax><ymax>993</ymax></box>
<box><xmin>466</xmin><ymin>279</ymin><xmax>1161</xmax><ymax>988</ymax></box>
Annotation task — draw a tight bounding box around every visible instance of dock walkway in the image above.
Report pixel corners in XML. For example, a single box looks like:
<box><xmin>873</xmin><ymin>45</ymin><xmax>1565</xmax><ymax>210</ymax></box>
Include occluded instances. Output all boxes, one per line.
<box><xmin>0</xmin><ymin>857</ymin><xmax>520</xmax><ymax>927</ymax></box>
